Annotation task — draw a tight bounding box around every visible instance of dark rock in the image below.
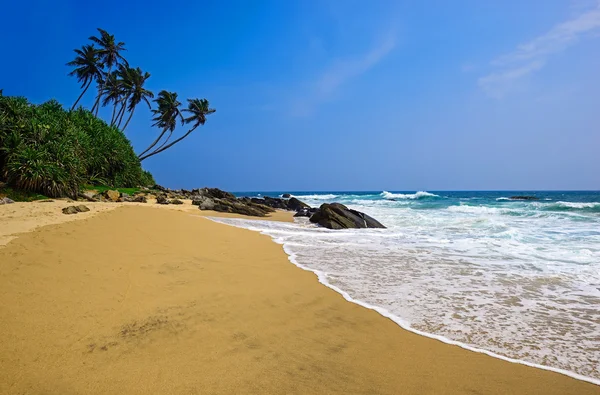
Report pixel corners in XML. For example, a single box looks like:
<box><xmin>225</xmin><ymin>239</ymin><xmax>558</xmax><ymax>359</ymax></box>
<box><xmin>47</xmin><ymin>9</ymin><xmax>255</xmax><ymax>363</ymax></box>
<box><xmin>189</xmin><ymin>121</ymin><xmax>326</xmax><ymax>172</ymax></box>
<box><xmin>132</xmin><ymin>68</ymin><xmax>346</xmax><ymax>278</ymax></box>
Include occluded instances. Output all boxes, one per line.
<box><xmin>198</xmin><ymin>188</ymin><xmax>237</xmax><ymax>200</ymax></box>
<box><xmin>263</xmin><ymin>196</ymin><xmax>289</xmax><ymax>210</ymax></box>
<box><xmin>79</xmin><ymin>192</ymin><xmax>99</xmax><ymax>202</ymax></box>
<box><xmin>156</xmin><ymin>194</ymin><xmax>169</xmax><ymax>205</ymax></box>
<box><xmin>0</xmin><ymin>197</ymin><xmax>15</xmax><ymax>204</ymax></box>
<box><xmin>198</xmin><ymin>197</ymin><xmax>275</xmax><ymax>217</ymax></box>
<box><xmin>62</xmin><ymin>205</ymin><xmax>90</xmax><ymax>214</ymax></box>
<box><xmin>282</xmin><ymin>193</ymin><xmax>291</xmax><ymax>198</ymax></box>
<box><xmin>171</xmin><ymin>199</ymin><xmax>184</xmax><ymax>205</ymax></box>
<box><xmin>132</xmin><ymin>195</ymin><xmax>147</xmax><ymax>203</ymax></box>
<box><xmin>509</xmin><ymin>195</ymin><xmax>539</xmax><ymax>201</ymax></box>
<box><xmin>288</xmin><ymin>197</ymin><xmax>310</xmax><ymax>211</ymax></box>
<box><xmin>309</xmin><ymin>203</ymin><xmax>386</xmax><ymax>229</ymax></box>
<box><xmin>294</xmin><ymin>208</ymin><xmax>312</xmax><ymax>217</ymax></box>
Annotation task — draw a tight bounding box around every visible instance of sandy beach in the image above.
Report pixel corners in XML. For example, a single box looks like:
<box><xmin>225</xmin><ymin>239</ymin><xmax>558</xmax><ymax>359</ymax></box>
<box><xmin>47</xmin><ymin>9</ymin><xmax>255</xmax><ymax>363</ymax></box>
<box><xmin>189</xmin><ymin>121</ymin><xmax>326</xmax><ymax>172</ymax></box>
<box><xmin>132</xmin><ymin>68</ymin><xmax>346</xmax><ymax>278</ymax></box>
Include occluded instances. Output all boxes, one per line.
<box><xmin>0</xmin><ymin>203</ymin><xmax>598</xmax><ymax>394</ymax></box>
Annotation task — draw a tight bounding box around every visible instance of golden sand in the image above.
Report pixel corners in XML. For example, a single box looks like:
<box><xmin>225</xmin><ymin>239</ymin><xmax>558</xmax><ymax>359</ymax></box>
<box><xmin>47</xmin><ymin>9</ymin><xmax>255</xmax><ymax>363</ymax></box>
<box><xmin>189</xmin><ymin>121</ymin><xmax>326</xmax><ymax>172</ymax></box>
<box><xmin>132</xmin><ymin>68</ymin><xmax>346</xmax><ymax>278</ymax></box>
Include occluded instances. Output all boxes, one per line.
<box><xmin>0</xmin><ymin>205</ymin><xmax>597</xmax><ymax>394</ymax></box>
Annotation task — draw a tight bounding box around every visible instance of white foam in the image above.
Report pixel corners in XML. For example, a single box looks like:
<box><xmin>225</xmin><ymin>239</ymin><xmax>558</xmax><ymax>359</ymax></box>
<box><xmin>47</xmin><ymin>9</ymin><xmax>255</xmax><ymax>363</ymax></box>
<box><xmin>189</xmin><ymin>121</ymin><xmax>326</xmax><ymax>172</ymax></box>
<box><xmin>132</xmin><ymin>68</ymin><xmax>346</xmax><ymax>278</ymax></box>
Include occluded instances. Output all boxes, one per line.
<box><xmin>381</xmin><ymin>191</ymin><xmax>439</xmax><ymax>199</ymax></box>
<box><xmin>292</xmin><ymin>193</ymin><xmax>338</xmax><ymax>200</ymax></box>
<box><xmin>206</xmin><ymin>215</ymin><xmax>600</xmax><ymax>386</ymax></box>
<box><xmin>554</xmin><ymin>201</ymin><xmax>600</xmax><ymax>209</ymax></box>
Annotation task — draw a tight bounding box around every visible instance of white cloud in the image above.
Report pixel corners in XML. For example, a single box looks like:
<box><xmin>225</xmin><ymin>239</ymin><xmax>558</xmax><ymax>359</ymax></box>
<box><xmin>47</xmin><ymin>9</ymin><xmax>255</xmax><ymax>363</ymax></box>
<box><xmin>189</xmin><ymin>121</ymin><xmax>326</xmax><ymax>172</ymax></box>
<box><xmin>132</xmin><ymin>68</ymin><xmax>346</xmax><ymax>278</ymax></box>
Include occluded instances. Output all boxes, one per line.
<box><xmin>479</xmin><ymin>2</ymin><xmax>600</xmax><ymax>98</ymax></box>
<box><xmin>315</xmin><ymin>33</ymin><xmax>396</xmax><ymax>96</ymax></box>
<box><xmin>290</xmin><ymin>32</ymin><xmax>396</xmax><ymax>117</ymax></box>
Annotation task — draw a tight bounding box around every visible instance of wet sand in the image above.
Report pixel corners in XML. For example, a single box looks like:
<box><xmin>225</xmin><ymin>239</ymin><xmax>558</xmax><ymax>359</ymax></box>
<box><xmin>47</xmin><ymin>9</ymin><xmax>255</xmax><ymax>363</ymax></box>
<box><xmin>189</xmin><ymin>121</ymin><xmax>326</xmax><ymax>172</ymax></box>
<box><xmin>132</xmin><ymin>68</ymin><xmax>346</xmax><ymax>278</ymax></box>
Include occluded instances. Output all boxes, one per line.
<box><xmin>0</xmin><ymin>205</ymin><xmax>597</xmax><ymax>394</ymax></box>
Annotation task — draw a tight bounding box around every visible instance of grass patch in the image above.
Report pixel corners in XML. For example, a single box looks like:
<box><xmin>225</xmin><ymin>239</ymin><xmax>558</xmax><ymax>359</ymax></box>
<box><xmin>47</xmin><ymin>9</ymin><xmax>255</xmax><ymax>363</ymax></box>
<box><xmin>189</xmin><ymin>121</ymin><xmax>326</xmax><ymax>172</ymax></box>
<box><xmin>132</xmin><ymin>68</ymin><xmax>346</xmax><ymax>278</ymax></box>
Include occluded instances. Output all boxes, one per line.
<box><xmin>0</xmin><ymin>186</ymin><xmax>49</xmax><ymax>202</ymax></box>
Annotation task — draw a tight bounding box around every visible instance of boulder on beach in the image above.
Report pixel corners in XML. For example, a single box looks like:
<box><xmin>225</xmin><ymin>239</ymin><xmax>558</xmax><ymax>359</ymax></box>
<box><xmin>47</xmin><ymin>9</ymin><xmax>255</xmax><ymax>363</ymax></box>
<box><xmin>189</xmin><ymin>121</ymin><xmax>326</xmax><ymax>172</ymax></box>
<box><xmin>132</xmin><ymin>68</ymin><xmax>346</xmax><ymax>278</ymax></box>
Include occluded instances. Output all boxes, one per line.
<box><xmin>170</xmin><ymin>199</ymin><xmax>184</xmax><ymax>205</ymax></box>
<box><xmin>294</xmin><ymin>207</ymin><xmax>319</xmax><ymax>218</ymax></box>
<box><xmin>156</xmin><ymin>194</ymin><xmax>169</xmax><ymax>205</ymax></box>
<box><xmin>132</xmin><ymin>195</ymin><xmax>147</xmax><ymax>203</ymax></box>
<box><xmin>282</xmin><ymin>193</ymin><xmax>291</xmax><ymax>198</ymax></box>
<box><xmin>309</xmin><ymin>203</ymin><xmax>386</xmax><ymax>230</ymax></box>
<box><xmin>288</xmin><ymin>197</ymin><xmax>310</xmax><ymax>211</ymax></box>
<box><xmin>0</xmin><ymin>197</ymin><xmax>15</xmax><ymax>205</ymax></box>
<box><xmin>103</xmin><ymin>190</ymin><xmax>121</xmax><ymax>202</ymax></box>
<box><xmin>62</xmin><ymin>205</ymin><xmax>90</xmax><ymax>215</ymax></box>
<box><xmin>200</xmin><ymin>198</ymin><xmax>274</xmax><ymax>217</ymax></box>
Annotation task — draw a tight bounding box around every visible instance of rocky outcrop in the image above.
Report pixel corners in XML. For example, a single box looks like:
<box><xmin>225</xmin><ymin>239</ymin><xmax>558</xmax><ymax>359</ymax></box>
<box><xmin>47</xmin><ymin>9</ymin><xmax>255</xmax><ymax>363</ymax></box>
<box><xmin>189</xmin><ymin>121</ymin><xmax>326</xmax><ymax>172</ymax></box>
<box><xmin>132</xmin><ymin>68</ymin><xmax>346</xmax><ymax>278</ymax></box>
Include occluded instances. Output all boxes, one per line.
<box><xmin>132</xmin><ymin>195</ymin><xmax>147</xmax><ymax>203</ymax></box>
<box><xmin>309</xmin><ymin>203</ymin><xmax>386</xmax><ymax>229</ymax></box>
<box><xmin>294</xmin><ymin>207</ymin><xmax>319</xmax><ymax>218</ymax></box>
<box><xmin>509</xmin><ymin>196</ymin><xmax>539</xmax><ymax>201</ymax></box>
<box><xmin>288</xmin><ymin>197</ymin><xmax>310</xmax><ymax>211</ymax></box>
<box><xmin>62</xmin><ymin>205</ymin><xmax>90</xmax><ymax>214</ymax></box>
<box><xmin>104</xmin><ymin>190</ymin><xmax>121</xmax><ymax>202</ymax></box>
<box><xmin>282</xmin><ymin>193</ymin><xmax>291</xmax><ymax>198</ymax></box>
<box><xmin>0</xmin><ymin>197</ymin><xmax>15</xmax><ymax>204</ymax></box>
<box><xmin>156</xmin><ymin>194</ymin><xmax>169</xmax><ymax>205</ymax></box>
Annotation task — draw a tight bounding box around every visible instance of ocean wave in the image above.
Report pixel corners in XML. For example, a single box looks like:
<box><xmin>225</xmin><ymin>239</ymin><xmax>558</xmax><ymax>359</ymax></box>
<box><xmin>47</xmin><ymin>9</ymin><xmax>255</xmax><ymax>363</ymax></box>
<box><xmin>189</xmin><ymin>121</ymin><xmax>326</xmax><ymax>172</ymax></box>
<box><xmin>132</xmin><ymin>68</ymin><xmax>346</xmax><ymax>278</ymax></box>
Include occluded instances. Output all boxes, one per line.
<box><xmin>381</xmin><ymin>191</ymin><xmax>440</xmax><ymax>200</ymax></box>
<box><xmin>290</xmin><ymin>194</ymin><xmax>338</xmax><ymax>200</ymax></box>
<box><xmin>206</xmin><ymin>216</ymin><xmax>600</xmax><ymax>386</ymax></box>
<box><xmin>496</xmin><ymin>197</ymin><xmax>511</xmax><ymax>201</ymax></box>
<box><xmin>537</xmin><ymin>201</ymin><xmax>600</xmax><ymax>213</ymax></box>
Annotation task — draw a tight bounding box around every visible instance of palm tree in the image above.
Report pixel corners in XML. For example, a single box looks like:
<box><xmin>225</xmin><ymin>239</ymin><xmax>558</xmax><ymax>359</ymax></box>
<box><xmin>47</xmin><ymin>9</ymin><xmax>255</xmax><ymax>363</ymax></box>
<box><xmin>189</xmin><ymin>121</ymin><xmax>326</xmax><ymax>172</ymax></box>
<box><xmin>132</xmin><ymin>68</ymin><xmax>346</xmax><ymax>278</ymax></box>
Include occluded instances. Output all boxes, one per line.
<box><xmin>99</xmin><ymin>71</ymin><xmax>124</xmax><ymax>125</ymax></box>
<box><xmin>138</xmin><ymin>91</ymin><xmax>183</xmax><ymax>157</ymax></box>
<box><xmin>120</xmin><ymin>67</ymin><xmax>153</xmax><ymax>132</ymax></box>
<box><xmin>139</xmin><ymin>98</ymin><xmax>215</xmax><ymax>161</ymax></box>
<box><xmin>66</xmin><ymin>44</ymin><xmax>103</xmax><ymax>110</ymax></box>
<box><xmin>89</xmin><ymin>28</ymin><xmax>127</xmax><ymax>115</ymax></box>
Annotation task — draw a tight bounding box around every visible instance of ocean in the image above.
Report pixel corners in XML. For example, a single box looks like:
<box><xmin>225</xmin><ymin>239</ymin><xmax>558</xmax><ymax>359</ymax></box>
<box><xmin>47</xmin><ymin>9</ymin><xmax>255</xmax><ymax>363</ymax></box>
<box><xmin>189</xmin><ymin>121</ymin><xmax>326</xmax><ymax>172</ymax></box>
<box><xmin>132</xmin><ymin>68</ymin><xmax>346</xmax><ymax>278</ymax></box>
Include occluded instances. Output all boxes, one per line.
<box><xmin>213</xmin><ymin>191</ymin><xmax>600</xmax><ymax>383</ymax></box>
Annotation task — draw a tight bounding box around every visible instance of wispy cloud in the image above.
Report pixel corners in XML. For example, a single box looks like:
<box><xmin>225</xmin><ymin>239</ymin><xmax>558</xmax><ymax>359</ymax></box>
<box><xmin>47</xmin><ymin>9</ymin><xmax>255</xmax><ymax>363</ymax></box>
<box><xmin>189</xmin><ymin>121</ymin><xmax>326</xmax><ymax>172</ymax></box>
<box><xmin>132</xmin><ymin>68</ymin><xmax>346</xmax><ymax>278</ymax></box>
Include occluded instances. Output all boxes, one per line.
<box><xmin>316</xmin><ymin>33</ymin><xmax>396</xmax><ymax>96</ymax></box>
<box><xmin>290</xmin><ymin>32</ymin><xmax>396</xmax><ymax>116</ymax></box>
<box><xmin>479</xmin><ymin>2</ymin><xmax>600</xmax><ymax>98</ymax></box>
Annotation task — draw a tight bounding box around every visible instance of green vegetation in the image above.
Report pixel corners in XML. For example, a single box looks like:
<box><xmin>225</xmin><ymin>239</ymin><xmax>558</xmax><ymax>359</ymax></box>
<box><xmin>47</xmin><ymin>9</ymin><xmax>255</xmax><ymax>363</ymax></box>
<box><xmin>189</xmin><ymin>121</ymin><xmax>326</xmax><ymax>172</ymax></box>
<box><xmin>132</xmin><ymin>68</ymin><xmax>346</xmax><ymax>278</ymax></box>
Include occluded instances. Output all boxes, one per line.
<box><xmin>0</xmin><ymin>27</ymin><xmax>215</xmax><ymax>200</ymax></box>
<box><xmin>0</xmin><ymin>96</ymin><xmax>154</xmax><ymax>198</ymax></box>
<box><xmin>0</xmin><ymin>27</ymin><xmax>217</xmax><ymax>200</ymax></box>
<box><xmin>0</xmin><ymin>185</ymin><xmax>48</xmax><ymax>202</ymax></box>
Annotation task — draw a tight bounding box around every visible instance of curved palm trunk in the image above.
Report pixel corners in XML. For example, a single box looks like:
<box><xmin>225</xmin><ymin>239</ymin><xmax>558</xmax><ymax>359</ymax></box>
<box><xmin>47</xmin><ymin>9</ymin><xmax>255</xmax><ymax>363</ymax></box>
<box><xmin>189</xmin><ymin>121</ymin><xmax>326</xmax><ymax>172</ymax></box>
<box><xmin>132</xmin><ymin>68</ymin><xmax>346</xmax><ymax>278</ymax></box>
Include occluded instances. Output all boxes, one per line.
<box><xmin>111</xmin><ymin>100</ymin><xmax>125</xmax><ymax>127</ymax></box>
<box><xmin>139</xmin><ymin>126</ymin><xmax>197</xmax><ymax>161</ymax></box>
<box><xmin>116</xmin><ymin>100</ymin><xmax>129</xmax><ymax>128</ymax></box>
<box><xmin>110</xmin><ymin>102</ymin><xmax>118</xmax><ymax>125</ymax></box>
<box><xmin>121</xmin><ymin>106</ymin><xmax>136</xmax><ymax>132</ymax></box>
<box><xmin>138</xmin><ymin>129</ymin><xmax>168</xmax><ymax>158</ymax></box>
<box><xmin>94</xmin><ymin>66</ymin><xmax>111</xmax><ymax>116</ymax></box>
<box><xmin>71</xmin><ymin>80</ymin><xmax>92</xmax><ymax>111</ymax></box>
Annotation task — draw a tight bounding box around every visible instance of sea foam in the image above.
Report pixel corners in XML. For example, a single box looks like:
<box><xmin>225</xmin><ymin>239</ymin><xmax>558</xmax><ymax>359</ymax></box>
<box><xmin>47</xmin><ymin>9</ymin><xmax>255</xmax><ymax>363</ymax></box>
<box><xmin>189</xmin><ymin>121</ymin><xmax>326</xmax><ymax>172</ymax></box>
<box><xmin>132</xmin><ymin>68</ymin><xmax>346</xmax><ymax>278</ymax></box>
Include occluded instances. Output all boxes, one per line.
<box><xmin>381</xmin><ymin>191</ymin><xmax>439</xmax><ymax>200</ymax></box>
<box><xmin>211</xmin><ymin>190</ymin><xmax>600</xmax><ymax>384</ymax></box>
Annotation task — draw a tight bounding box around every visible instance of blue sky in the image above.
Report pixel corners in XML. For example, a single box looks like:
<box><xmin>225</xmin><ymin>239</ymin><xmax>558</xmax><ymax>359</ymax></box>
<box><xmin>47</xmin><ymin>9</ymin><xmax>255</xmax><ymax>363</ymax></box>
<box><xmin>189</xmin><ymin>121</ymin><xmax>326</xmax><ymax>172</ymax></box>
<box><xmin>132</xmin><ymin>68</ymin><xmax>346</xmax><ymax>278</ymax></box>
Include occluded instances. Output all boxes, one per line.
<box><xmin>2</xmin><ymin>0</ymin><xmax>599</xmax><ymax>191</ymax></box>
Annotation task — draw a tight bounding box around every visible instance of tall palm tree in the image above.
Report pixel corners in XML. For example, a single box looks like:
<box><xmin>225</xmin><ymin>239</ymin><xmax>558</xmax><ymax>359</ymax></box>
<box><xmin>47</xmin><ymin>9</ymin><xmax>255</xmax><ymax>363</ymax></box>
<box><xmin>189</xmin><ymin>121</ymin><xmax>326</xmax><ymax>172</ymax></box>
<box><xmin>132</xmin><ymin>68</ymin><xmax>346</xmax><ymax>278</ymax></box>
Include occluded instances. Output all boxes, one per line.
<box><xmin>139</xmin><ymin>91</ymin><xmax>183</xmax><ymax>157</ymax></box>
<box><xmin>66</xmin><ymin>44</ymin><xmax>103</xmax><ymax>110</ymax></box>
<box><xmin>121</xmin><ymin>67</ymin><xmax>153</xmax><ymax>132</ymax></box>
<box><xmin>139</xmin><ymin>98</ymin><xmax>215</xmax><ymax>161</ymax></box>
<box><xmin>89</xmin><ymin>28</ymin><xmax>127</xmax><ymax>115</ymax></box>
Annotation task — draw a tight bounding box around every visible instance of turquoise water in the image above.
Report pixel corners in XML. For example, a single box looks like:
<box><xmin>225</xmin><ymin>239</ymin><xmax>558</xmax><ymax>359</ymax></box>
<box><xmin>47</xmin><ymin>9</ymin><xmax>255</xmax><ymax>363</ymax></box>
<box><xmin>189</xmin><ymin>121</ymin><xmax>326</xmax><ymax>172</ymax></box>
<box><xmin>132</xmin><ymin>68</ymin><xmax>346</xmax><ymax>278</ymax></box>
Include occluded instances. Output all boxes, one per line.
<box><xmin>221</xmin><ymin>191</ymin><xmax>600</xmax><ymax>382</ymax></box>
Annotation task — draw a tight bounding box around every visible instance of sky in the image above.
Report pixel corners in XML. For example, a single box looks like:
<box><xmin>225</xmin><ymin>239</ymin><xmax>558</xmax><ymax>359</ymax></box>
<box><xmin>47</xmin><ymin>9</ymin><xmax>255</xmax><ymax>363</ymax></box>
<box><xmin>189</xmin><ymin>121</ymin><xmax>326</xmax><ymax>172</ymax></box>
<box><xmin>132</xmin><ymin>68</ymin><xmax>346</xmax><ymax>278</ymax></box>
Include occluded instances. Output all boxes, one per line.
<box><xmin>1</xmin><ymin>0</ymin><xmax>599</xmax><ymax>191</ymax></box>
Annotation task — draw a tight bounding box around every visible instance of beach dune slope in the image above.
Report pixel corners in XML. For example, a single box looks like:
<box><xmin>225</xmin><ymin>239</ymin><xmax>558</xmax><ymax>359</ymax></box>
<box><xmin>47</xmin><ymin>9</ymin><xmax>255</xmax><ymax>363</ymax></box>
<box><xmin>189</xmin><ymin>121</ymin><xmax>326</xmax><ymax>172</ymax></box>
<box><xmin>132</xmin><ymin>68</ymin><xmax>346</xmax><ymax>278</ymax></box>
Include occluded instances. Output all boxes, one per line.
<box><xmin>0</xmin><ymin>206</ymin><xmax>597</xmax><ymax>394</ymax></box>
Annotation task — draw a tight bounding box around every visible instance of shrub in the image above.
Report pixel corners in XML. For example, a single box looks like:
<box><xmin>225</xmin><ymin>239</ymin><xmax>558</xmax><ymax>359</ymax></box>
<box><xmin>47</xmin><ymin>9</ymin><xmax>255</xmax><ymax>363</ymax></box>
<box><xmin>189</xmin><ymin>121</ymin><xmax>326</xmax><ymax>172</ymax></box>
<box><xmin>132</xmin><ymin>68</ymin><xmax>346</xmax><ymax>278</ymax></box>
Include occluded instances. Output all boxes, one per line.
<box><xmin>0</xmin><ymin>96</ymin><xmax>154</xmax><ymax>197</ymax></box>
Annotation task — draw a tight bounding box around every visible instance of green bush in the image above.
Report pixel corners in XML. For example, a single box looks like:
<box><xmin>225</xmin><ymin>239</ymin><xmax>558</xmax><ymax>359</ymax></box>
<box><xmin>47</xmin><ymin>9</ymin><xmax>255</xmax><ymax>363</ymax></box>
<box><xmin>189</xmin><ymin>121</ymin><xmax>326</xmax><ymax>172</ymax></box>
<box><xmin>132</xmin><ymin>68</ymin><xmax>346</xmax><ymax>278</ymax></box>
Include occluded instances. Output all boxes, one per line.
<box><xmin>0</xmin><ymin>96</ymin><xmax>154</xmax><ymax>197</ymax></box>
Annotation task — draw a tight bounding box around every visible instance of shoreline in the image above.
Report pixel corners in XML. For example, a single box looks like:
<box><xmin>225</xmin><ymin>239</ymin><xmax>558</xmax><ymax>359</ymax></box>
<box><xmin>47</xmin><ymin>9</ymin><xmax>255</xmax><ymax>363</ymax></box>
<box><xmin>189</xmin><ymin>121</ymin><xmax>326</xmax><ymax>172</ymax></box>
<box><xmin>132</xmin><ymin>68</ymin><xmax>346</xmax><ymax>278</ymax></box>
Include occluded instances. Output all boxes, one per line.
<box><xmin>1</xmin><ymin>204</ymin><xmax>598</xmax><ymax>394</ymax></box>
<box><xmin>211</xmin><ymin>216</ymin><xmax>600</xmax><ymax>386</ymax></box>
